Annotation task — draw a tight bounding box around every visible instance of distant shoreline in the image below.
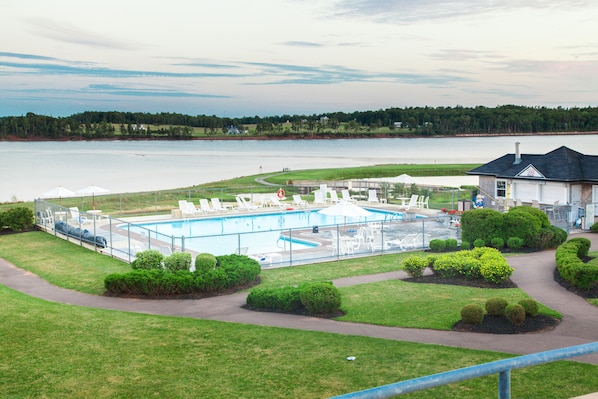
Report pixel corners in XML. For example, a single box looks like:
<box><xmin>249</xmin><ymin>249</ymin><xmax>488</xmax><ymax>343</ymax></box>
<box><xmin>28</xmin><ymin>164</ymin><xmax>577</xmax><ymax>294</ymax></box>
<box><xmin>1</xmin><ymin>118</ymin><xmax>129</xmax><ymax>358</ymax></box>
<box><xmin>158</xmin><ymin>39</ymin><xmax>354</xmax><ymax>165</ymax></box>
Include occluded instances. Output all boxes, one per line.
<box><xmin>1</xmin><ymin>131</ymin><xmax>596</xmax><ymax>142</ymax></box>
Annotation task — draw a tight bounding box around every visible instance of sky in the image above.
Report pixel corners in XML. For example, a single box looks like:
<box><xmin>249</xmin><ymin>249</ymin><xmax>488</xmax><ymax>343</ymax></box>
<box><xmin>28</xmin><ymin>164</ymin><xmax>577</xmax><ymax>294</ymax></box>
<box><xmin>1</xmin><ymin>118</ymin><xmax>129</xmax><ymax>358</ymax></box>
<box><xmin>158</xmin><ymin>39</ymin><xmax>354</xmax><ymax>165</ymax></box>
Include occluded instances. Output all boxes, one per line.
<box><xmin>1</xmin><ymin>0</ymin><xmax>597</xmax><ymax>118</ymax></box>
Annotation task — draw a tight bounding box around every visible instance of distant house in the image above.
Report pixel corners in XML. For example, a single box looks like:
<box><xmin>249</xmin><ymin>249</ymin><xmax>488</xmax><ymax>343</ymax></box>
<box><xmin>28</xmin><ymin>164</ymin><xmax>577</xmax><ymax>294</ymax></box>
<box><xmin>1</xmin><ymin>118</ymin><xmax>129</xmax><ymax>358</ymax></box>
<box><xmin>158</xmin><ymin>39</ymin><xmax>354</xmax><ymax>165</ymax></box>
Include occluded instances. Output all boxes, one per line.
<box><xmin>226</xmin><ymin>125</ymin><xmax>246</xmax><ymax>135</ymax></box>
<box><xmin>467</xmin><ymin>143</ymin><xmax>598</xmax><ymax>227</ymax></box>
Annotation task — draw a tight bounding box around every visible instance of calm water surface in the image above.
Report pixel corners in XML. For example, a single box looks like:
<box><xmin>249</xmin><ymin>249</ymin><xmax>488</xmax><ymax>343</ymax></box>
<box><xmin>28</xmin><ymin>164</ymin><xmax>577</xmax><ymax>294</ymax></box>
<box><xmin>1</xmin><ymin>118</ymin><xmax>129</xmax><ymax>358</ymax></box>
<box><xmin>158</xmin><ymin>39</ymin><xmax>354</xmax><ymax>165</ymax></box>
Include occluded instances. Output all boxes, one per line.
<box><xmin>1</xmin><ymin>135</ymin><xmax>595</xmax><ymax>202</ymax></box>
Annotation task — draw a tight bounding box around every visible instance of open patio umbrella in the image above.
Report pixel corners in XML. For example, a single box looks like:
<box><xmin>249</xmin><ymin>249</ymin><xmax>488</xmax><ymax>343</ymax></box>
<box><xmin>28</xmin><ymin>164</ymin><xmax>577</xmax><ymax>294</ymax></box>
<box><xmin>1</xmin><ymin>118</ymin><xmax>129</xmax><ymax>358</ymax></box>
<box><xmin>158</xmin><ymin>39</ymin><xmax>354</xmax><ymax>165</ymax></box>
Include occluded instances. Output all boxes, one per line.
<box><xmin>77</xmin><ymin>184</ymin><xmax>110</xmax><ymax>210</ymax></box>
<box><xmin>41</xmin><ymin>185</ymin><xmax>75</xmax><ymax>204</ymax></box>
<box><xmin>319</xmin><ymin>201</ymin><xmax>372</xmax><ymax>232</ymax></box>
<box><xmin>393</xmin><ymin>174</ymin><xmax>421</xmax><ymax>185</ymax></box>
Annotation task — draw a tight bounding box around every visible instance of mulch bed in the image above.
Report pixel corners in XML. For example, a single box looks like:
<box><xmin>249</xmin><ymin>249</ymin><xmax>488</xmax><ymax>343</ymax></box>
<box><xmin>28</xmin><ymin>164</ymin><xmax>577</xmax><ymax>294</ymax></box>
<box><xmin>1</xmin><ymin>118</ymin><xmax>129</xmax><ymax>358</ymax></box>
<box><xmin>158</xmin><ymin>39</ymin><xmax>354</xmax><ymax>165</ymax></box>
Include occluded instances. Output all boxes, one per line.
<box><xmin>403</xmin><ymin>274</ymin><xmax>561</xmax><ymax>334</ymax></box>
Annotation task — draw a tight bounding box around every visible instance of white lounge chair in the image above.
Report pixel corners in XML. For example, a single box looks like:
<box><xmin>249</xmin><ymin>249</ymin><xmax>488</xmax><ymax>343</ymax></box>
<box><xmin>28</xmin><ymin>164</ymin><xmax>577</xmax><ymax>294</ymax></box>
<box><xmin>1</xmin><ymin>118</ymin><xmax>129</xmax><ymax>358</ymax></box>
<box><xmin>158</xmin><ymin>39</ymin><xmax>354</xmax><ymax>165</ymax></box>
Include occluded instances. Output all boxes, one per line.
<box><xmin>292</xmin><ymin>194</ymin><xmax>308</xmax><ymax>207</ymax></box>
<box><xmin>404</xmin><ymin>194</ymin><xmax>419</xmax><ymax>210</ymax></box>
<box><xmin>211</xmin><ymin>198</ymin><xmax>230</xmax><ymax>212</ymax></box>
<box><xmin>329</xmin><ymin>190</ymin><xmax>341</xmax><ymax>203</ymax></box>
<box><xmin>341</xmin><ymin>189</ymin><xmax>356</xmax><ymax>203</ymax></box>
<box><xmin>68</xmin><ymin>207</ymin><xmax>88</xmax><ymax>225</ymax></box>
<box><xmin>313</xmin><ymin>190</ymin><xmax>326</xmax><ymax>206</ymax></box>
<box><xmin>236</xmin><ymin>196</ymin><xmax>258</xmax><ymax>211</ymax></box>
<box><xmin>367</xmin><ymin>189</ymin><xmax>379</xmax><ymax>203</ymax></box>
<box><xmin>416</xmin><ymin>195</ymin><xmax>429</xmax><ymax>209</ymax></box>
<box><xmin>269</xmin><ymin>196</ymin><xmax>287</xmax><ymax>209</ymax></box>
<box><xmin>199</xmin><ymin>198</ymin><xmax>217</xmax><ymax>213</ymax></box>
<box><xmin>185</xmin><ymin>201</ymin><xmax>203</xmax><ymax>216</ymax></box>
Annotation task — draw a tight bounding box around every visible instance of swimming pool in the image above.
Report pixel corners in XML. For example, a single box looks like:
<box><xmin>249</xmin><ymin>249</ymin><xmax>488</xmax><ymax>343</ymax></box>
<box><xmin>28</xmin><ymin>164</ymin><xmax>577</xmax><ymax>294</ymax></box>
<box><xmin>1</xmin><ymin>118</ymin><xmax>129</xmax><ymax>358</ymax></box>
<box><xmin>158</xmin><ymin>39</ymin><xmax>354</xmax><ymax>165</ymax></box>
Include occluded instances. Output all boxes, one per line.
<box><xmin>123</xmin><ymin>208</ymin><xmax>403</xmax><ymax>255</ymax></box>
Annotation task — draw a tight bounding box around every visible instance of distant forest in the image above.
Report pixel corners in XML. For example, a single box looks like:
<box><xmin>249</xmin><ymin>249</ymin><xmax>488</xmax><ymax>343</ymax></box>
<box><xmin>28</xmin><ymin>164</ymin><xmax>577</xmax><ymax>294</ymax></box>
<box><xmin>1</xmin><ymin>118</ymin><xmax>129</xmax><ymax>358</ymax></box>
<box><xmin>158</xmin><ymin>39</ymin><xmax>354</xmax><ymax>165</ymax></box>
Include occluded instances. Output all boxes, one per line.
<box><xmin>1</xmin><ymin>105</ymin><xmax>598</xmax><ymax>140</ymax></box>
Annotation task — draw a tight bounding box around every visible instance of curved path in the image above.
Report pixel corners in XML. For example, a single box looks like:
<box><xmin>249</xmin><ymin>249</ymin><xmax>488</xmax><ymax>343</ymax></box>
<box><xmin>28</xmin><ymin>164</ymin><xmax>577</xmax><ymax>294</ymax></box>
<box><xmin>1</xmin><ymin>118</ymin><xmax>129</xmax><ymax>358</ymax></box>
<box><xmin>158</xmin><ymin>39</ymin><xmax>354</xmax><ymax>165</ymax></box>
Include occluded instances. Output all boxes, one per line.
<box><xmin>1</xmin><ymin>233</ymin><xmax>598</xmax><ymax>365</ymax></box>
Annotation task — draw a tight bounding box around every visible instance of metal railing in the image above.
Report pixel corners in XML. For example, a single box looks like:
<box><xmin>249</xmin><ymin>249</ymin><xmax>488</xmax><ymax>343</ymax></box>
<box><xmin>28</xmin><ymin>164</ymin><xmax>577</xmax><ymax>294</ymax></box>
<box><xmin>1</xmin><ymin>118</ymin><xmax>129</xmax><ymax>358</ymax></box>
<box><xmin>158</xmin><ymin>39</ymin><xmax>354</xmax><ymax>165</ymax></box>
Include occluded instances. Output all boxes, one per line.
<box><xmin>330</xmin><ymin>342</ymin><xmax>598</xmax><ymax>399</ymax></box>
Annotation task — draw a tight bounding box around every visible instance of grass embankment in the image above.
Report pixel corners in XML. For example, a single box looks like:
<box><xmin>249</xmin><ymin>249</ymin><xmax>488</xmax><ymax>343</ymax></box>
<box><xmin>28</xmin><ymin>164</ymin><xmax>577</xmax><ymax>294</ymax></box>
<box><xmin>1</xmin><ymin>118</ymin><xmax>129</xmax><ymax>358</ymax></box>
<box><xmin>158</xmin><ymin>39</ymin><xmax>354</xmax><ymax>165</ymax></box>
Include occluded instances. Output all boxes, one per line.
<box><xmin>1</xmin><ymin>163</ymin><xmax>479</xmax><ymax>215</ymax></box>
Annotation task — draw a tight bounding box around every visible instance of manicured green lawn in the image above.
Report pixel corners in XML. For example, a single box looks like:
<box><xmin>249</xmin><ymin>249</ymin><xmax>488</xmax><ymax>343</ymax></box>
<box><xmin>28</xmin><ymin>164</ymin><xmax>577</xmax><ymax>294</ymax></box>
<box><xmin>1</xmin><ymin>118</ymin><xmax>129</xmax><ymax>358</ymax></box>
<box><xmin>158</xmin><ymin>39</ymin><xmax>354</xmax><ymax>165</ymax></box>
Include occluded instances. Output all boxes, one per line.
<box><xmin>2</xmin><ymin>285</ymin><xmax>597</xmax><ymax>399</ymax></box>
<box><xmin>336</xmin><ymin>280</ymin><xmax>561</xmax><ymax>329</ymax></box>
<box><xmin>1</xmin><ymin>233</ymin><xmax>597</xmax><ymax>398</ymax></box>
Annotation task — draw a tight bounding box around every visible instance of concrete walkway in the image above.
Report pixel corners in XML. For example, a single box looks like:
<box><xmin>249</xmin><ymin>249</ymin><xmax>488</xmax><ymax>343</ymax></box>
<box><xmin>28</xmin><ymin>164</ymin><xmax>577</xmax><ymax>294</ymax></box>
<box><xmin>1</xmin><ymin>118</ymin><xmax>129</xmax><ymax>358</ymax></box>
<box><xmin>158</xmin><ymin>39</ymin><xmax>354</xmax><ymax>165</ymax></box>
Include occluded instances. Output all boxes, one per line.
<box><xmin>1</xmin><ymin>233</ymin><xmax>598</xmax><ymax>367</ymax></box>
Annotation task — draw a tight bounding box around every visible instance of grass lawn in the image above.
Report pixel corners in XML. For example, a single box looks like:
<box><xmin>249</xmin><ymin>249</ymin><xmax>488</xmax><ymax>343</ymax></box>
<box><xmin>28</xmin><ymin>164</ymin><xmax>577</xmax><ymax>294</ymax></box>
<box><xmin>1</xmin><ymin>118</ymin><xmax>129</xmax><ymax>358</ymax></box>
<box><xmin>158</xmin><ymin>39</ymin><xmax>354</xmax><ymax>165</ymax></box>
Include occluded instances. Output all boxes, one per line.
<box><xmin>336</xmin><ymin>280</ymin><xmax>561</xmax><ymax>329</ymax></box>
<box><xmin>1</xmin><ymin>233</ymin><xmax>597</xmax><ymax>397</ymax></box>
<box><xmin>3</xmin><ymin>284</ymin><xmax>596</xmax><ymax>399</ymax></box>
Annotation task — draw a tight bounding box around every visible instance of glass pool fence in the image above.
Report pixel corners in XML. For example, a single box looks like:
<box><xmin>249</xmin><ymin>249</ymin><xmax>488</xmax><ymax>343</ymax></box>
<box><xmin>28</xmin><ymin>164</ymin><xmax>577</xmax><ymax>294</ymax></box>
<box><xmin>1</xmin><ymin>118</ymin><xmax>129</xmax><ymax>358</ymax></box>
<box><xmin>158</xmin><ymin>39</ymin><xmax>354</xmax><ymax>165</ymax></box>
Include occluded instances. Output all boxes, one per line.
<box><xmin>35</xmin><ymin>200</ymin><xmax>461</xmax><ymax>267</ymax></box>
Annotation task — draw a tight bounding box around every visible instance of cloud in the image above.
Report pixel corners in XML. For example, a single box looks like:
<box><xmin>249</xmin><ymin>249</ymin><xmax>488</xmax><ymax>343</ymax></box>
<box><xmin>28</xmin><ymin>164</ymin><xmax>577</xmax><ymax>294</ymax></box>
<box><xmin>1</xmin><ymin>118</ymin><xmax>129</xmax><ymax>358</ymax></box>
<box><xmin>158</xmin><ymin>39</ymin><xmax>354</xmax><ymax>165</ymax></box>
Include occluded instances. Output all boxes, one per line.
<box><xmin>330</xmin><ymin>0</ymin><xmax>595</xmax><ymax>23</ymax></box>
<box><xmin>279</xmin><ymin>41</ymin><xmax>325</xmax><ymax>47</ymax></box>
<box><xmin>85</xmin><ymin>84</ymin><xmax>230</xmax><ymax>98</ymax></box>
<box><xmin>27</xmin><ymin>18</ymin><xmax>135</xmax><ymax>50</ymax></box>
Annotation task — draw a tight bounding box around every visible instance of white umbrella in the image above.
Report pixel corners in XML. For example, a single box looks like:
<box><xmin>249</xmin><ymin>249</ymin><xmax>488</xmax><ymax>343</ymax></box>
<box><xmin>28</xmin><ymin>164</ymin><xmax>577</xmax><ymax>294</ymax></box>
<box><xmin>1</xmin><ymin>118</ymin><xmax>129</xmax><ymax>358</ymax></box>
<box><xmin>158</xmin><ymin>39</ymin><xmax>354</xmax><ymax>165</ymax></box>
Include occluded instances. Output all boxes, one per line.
<box><xmin>319</xmin><ymin>201</ymin><xmax>372</xmax><ymax>231</ymax></box>
<box><xmin>41</xmin><ymin>185</ymin><xmax>75</xmax><ymax>204</ymax></box>
<box><xmin>77</xmin><ymin>184</ymin><xmax>110</xmax><ymax>209</ymax></box>
<box><xmin>393</xmin><ymin>174</ymin><xmax>421</xmax><ymax>185</ymax></box>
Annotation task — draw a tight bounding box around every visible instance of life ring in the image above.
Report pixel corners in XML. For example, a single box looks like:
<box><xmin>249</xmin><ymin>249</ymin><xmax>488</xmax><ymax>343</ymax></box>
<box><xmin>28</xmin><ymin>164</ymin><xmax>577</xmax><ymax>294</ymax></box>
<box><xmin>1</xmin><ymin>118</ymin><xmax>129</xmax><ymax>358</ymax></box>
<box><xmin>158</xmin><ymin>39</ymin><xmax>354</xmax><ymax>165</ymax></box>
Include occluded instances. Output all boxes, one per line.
<box><xmin>277</xmin><ymin>188</ymin><xmax>285</xmax><ymax>199</ymax></box>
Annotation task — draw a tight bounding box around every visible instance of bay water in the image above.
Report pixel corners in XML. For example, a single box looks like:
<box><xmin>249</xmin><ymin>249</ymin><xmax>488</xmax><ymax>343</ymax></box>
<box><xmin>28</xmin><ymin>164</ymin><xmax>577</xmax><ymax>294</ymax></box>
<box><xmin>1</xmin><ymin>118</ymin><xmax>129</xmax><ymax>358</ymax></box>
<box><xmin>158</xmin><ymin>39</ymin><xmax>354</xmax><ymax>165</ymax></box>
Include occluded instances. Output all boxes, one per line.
<box><xmin>1</xmin><ymin>135</ymin><xmax>595</xmax><ymax>202</ymax></box>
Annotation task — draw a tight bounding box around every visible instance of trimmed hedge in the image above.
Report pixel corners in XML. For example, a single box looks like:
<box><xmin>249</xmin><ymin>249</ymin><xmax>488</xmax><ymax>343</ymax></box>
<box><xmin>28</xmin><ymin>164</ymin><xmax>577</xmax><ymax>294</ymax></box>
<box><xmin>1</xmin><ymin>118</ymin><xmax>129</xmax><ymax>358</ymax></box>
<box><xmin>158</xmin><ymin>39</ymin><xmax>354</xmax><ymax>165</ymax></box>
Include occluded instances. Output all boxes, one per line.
<box><xmin>1</xmin><ymin>207</ymin><xmax>34</xmax><ymax>232</ymax></box>
<box><xmin>403</xmin><ymin>255</ymin><xmax>428</xmax><ymax>277</ymax></box>
<box><xmin>429</xmin><ymin>247</ymin><xmax>513</xmax><ymax>284</ymax></box>
<box><xmin>105</xmin><ymin>254</ymin><xmax>260</xmax><ymax>297</ymax></box>
<box><xmin>555</xmin><ymin>238</ymin><xmax>597</xmax><ymax>290</ymax></box>
<box><xmin>461</xmin><ymin>304</ymin><xmax>484</xmax><ymax>325</ymax></box>
<box><xmin>246</xmin><ymin>282</ymin><xmax>342</xmax><ymax>316</ymax></box>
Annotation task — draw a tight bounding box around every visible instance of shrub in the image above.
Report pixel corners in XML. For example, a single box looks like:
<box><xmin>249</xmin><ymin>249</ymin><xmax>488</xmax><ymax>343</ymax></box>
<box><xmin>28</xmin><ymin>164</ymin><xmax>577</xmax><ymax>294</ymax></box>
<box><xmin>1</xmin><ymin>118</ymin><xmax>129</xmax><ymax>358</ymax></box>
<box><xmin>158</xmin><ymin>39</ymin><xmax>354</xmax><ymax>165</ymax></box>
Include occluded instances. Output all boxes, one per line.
<box><xmin>299</xmin><ymin>282</ymin><xmax>341</xmax><ymax>315</ymax></box>
<box><xmin>507</xmin><ymin>237</ymin><xmax>524</xmax><ymax>250</ymax></box>
<box><xmin>461</xmin><ymin>304</ymin><xmax>484</xmax><ymax>325</ymax></box>
<box><xmin>1</xmin><ymin>207</ymin><xmax>34</xmax><ymax>232</ymax></box>
<box><xmin>105</xmin><ymin>254</ymin><xmax>261</xmax><ymax>296</ymax></box>
<box><xmin>460</xmin><ymin>208</ymin><xmax>504</xmax><ymax>247</ymax></box>
<box><xmin>444</xmin><ymin>238</ymin><xmax>458</xmax><ymax>250</ymax></box>
<box><xmin>402</xmin><ymin>256</ymin><xmax>428</xmax><ymax>278</ymax></box>
<box><xmin>460</xmin><ymin>240</ymin><xmax>471</xmax><ymax>250</ymax></box>
<box><xmin>518</xmin><ymin>298</ymin><xmax>539</xmax><ymax>317</ymax></box>
<box><xmin>485</xmin><ymin>297</ymin><xmax>509</xmax><ymax>316</ymax></box>
<box><xmin>567</xmin><ymin>237</ymin><xmax>591</xmax><ymax>258</ymax></box>
<box><xmin>246</xmin><ymin>286</ymin><xmax>304</xmax><ymax>313</ymax></box>
<box><xmin>473</xmin><ymin>239</ymin><xmax>485</xmax><ymax>248</ymax></box>
<box><xmin>195</xmin><ymin>253</ymin><xmax>218</xmax><ymax>273</ymax></box>
<box><xmin>505</xmin><ymin>304</ymin><xmax>526</xmax><ymax>325</ymax></box>
<box><xmin>429</xmin><ymin>239</ymin><xmax>446</xmax><ymax>252</ymax></box>
<box><xmin>591</xmin><ymin>223</ymin><xmax>598</xmax><ymax>233</ymax></box>
<box><xmin>555</xmin><ymin>239</ymin><xmax>598</xmax><ymax>290</ymax></box>
<box><xmin>503</xmin><ymin>209</ymin><xmax>542</xmax><ymax>248</ymax></box>
<box><xmin>163</xmin><ymin>252</ymin><xmax>192</xmax><ymax>271</ymax></box>
<box><xmin>490</xmin><ymin>237</ymin><xmax>504</xmax><ymax>249</ymax></box>
<box><xmin>535</xmin><ymin>226</ymin><xmax>568</xmax><ymax>249</ymax></box>
<box><xmin>131</xmin><ymin>249</ymin><xmax>164</xmax><ymax>270</ymax></box>
<box><xmin>478</xmin><ymin>248</ymin><xmax>513</xmax><ymax>284</ymax></box>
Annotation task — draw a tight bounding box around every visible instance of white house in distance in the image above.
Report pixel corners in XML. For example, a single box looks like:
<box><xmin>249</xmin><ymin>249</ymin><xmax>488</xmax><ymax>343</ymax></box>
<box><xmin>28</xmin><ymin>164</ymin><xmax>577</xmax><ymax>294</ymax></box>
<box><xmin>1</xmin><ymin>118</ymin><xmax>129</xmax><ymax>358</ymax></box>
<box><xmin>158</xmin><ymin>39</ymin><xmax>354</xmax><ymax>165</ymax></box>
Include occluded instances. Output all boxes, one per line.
<box><xmin>467</xmin><ymin>143</ymin><xmax>598</xmax><ymax>228</ymax></box>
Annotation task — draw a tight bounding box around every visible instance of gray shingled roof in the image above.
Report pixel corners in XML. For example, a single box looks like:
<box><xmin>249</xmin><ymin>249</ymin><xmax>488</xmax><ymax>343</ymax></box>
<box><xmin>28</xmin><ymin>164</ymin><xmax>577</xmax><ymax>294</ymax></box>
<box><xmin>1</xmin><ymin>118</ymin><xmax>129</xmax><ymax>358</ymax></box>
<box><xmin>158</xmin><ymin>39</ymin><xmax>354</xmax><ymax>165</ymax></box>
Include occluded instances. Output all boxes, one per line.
<box><xmin>467</xmin><ymin>146</ymin><xmax>598</xmax><ymax>182</ymax></box>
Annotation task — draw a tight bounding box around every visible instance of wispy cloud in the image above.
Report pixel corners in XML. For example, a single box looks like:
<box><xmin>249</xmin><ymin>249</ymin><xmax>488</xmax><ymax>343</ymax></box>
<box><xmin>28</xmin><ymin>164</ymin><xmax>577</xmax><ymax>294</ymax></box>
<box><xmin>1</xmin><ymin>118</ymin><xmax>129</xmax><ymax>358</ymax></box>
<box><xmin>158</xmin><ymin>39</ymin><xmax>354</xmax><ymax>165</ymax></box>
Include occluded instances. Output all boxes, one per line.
<box><xmin>279</xmin><ymin>41</ymin><xmax>325</xmax><ymax>47</ymax></box>
<box><xmin>330</xmin><ymin>0</ymin><xmax>595</xmax><ymax>23</ymax></box>
<box><xmin>27</xmin><ymin>18</ymin><xmax>135</xmax><ymax>50</ymax></box>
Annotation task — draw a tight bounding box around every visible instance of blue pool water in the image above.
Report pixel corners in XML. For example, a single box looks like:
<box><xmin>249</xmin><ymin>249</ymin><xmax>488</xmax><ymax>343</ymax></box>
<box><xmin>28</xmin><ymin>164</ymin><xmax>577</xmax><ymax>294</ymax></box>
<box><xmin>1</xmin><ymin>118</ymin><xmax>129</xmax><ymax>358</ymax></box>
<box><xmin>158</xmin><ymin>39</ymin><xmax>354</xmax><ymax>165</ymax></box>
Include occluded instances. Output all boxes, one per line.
<box><xmin>124</xmin><ymin>208</ymin><xmax>403</xmax><ymax>255</ymax></box>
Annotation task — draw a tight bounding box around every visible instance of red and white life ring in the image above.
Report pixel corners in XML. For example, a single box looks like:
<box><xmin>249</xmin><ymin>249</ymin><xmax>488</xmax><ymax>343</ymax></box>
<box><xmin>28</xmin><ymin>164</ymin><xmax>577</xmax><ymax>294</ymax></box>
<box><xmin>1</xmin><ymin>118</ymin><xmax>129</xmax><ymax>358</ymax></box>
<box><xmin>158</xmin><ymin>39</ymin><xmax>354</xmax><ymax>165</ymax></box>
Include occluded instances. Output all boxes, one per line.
<box><xmin>277</xmin><ymin>188</ymin><xmax>285</xmax><ymax>199</ymax></box>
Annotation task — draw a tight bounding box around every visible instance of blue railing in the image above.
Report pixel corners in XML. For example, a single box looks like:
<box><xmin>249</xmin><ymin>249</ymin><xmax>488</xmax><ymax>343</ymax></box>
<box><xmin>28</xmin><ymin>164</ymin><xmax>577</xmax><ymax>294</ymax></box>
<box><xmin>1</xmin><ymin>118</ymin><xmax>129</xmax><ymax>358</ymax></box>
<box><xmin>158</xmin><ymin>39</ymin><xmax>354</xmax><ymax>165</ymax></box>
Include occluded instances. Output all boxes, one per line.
<box><xmin>330</xmin><ymin>342</ymin><xmax>598</xmax><ymax>399</ymax></box>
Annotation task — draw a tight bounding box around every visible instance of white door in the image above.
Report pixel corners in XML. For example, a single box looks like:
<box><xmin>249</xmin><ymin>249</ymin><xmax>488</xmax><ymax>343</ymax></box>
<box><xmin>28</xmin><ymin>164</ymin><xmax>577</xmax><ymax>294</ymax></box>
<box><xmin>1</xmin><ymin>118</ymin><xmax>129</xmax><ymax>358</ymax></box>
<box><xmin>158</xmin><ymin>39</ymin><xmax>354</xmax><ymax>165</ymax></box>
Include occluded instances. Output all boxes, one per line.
<box><xmin>541</xmin><ymin>183</ymin><xmax>567</xmax><ymax>204</ymax></box>
<box><xmin>512</xmin><ymin>182</ymin><xmax>538</xmax><ymax>203</ymax></box>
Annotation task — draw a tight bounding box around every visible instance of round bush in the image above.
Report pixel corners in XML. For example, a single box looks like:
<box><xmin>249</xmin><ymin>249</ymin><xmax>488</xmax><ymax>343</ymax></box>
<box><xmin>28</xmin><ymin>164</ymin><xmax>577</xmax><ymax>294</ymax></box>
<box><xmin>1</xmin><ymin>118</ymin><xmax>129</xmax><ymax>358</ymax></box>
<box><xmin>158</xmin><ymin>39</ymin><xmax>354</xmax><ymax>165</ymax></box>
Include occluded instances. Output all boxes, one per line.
<box><xmin>506</xmin><ymin>236</ymin><xmax>524</xmax><ymax>250</ymax></box>
<box><xmin>473</xmin><ymin>239</ymin><xmax>486</xmax><ymax>248</ymax></box>
<box><xmin>460</xmin><ymin>240</ymin><xmax>471</xmax><ymax>250</ymax></box>
<box><xmin>461</xmin><ymin>304</ymin><xmax>484</xmax><ymax>325</ymax></box>
<box><xmin>444</xmin><ymin>238</ymin><xmax>458</xmax><ymax>250</ymax></box>
<box><xmin>403</xmin><ymin>256</ymin><xmax>428</xmax><ymax>278</ymax></box>
<box><xmin>163</xmin><ymin>252</ymin><xmax>192</xmax><ymax>271</ymax></box>
<box><xmin>195</xmin><ymin>253</ymin><xmax>217</xmax><ymax>273</ymax></box>
<box><xmin>299</xmin><ymin>282</ymin><xmax>341</xmax><ymax>315</ymax></box>
<box><xmin>505</xmin><ymin>304</ymin><xmax>526</xmax><ymax>325</ymax></box>
<box><xmin>518</xmin><ymin>298</ymin><xmax>539</xmax><ymax>317</ymax></box>
<box><xmin>490</xmin><ymin>237</ymin><xmax>504</xmax><ymax>249</ymax></box>
<box><xmin>131</xmin><ymin>249</ymin><xmax>164</xmax><ymax>270</ymax></box>
<box><xmin>429</xmin><ymin>239</ymin><xmax>446</xmax><ymax>252</ymax></box>
<box><xmin>485</xmin><ymin>297</ymin><xmax>509</xmax><ymax>316</ymax></box>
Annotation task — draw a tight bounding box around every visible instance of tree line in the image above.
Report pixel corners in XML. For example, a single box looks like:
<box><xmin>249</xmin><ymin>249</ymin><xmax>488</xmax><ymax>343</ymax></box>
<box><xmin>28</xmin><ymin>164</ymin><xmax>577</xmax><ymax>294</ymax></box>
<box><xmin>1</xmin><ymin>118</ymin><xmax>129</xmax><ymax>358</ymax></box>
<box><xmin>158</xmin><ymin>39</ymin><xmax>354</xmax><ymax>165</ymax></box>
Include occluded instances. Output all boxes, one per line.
<box><xmin>1</xmin><ymin>105</ymin><xmax>597</xmax><ymax>139</ymax></box>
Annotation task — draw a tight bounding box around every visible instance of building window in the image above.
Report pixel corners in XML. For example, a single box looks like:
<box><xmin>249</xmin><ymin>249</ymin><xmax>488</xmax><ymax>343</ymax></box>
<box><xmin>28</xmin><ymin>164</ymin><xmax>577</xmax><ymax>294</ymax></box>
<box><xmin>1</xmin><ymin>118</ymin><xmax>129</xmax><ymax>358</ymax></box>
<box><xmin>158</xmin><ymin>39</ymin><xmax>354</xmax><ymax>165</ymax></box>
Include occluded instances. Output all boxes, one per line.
<box><xmin>496</xmin><ymin>180</ymin><xmax>506</xmax><ymax>198</ymax></box>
